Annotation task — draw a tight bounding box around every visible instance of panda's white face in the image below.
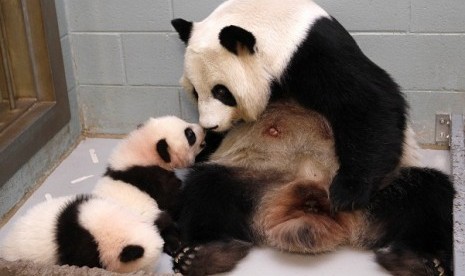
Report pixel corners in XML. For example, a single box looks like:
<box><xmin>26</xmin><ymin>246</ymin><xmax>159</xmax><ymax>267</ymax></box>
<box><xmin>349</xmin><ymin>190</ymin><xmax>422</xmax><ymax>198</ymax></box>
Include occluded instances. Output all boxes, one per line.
<box><xmin>181</xmin><ymin>46</ymin><xmax>270</xmax><ymax>132</ymax></box>
<box><xmin>174</xmin><ymin>0</ymin><xmax>329</xmax><ymax>132</ymax></box>
<box><xmin>109</xmin><ymin>116</ymin><xmax>206</xmax><ymax>171</ymax></box>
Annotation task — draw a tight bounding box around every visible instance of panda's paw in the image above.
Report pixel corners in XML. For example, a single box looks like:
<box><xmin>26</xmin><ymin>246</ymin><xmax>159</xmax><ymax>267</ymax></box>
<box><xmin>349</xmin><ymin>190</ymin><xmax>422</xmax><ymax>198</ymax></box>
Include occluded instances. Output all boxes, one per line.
<box><xmin>329</xmin><ymin>172</ymin><xmax>372</xmax><ymax>212</ymax></box>
<box><xmin>173</xmin><ymin>245</ymin><xmax>201</xmax><ymax>275</ymax></box>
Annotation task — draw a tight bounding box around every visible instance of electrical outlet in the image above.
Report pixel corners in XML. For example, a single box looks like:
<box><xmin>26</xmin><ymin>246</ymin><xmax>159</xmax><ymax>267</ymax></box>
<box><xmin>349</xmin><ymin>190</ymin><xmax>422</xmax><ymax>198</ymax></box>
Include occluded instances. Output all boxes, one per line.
<box><xmin>435</xmin><ymin>113</ymin><xmax>451</xmax><ymax>146</ymax></box>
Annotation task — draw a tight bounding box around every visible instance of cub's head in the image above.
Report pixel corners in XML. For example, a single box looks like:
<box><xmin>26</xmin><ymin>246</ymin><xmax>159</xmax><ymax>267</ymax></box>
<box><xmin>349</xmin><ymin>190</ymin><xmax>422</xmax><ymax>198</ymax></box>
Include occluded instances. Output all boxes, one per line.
<box><xmin>77</xmin><ymin>196</ymin><xmax>163</xmax><ymax>273</ymax></box>
<box><xmin>109</xmin><ymin>116</ymin><xmax>206</xmax><ymax>171</ymax></box>
<box><xmin>172</xmin><ymin>18</ymin><xmax>271</xmax><ymax>132</ymax></box>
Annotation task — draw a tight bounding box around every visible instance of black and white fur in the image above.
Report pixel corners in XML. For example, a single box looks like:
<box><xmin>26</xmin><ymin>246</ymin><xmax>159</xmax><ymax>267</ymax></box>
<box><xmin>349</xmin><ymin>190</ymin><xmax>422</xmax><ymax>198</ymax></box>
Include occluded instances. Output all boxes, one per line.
<box><xmin>170</xmin><ymin>102</ymin><xmax>455</xmax><ymax>276</ymax></box>
<box><xmin>0</xmin><ymin>116</ymin><xmax>206</xmax><ymax>272</ymax></box>
<box><xmin>0</xmin><ymin>195</ymin><xmax>163</xmax><ymax>273</ymax></box>
<box><xmin>92</xmin><ymin>116</ymin><xmax>206</xmax><ymax>254</ymax></box>
<box><xmin>172</xmin><ymin>0</ymin><xmax>409</xmax><ymax>211</ymax></box>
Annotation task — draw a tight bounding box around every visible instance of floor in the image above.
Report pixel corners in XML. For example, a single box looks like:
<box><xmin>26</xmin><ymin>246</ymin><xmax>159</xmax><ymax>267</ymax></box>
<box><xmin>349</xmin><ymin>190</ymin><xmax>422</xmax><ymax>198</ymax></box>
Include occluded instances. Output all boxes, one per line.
<box><xmin>0</xmin><ymin>138</ymin><xmax>451</xmax><ymax>275</ymax></box>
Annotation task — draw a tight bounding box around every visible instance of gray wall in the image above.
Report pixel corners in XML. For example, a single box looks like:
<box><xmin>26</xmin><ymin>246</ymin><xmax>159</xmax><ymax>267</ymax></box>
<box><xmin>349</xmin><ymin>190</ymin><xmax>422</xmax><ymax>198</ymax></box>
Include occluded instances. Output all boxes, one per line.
<box><xmin>63</xmin><ymin>0</ymin><xmax>465</xmax><ymax>144</ymax></box>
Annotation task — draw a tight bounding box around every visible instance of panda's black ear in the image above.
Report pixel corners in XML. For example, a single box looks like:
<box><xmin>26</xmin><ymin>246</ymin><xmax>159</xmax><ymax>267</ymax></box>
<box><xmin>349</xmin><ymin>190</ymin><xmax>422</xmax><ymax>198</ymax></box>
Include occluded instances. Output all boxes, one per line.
<box><xmin>171</xmin><ymin>18</ymin><xmax>193</xmax><ymax>45</ymax></box>
<box><xmin>156</xmin><ymin>139</ymin><xmax>171</xmax><ymax>163</ymax></box>
<box><xmin>219</xmin><ymin>25</ymin><xmax>256</xmax><ymax>55</ymax></box>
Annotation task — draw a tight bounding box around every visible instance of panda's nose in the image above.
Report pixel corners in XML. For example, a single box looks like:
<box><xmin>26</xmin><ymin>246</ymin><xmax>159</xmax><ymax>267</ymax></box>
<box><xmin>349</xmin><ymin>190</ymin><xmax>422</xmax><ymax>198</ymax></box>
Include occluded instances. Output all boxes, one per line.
<box><xmin>204</xmin><ymin>125</ymin><xmax>218</xmax><ymax>131</ymax></box>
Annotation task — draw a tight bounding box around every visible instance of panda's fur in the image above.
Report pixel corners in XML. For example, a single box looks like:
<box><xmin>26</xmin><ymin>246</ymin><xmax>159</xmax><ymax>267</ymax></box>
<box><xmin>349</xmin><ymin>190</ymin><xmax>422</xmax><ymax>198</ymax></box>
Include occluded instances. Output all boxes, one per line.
<box><xmin>171</xmin><ymin>102</ymin><xmax>455</xmax><ymax>276</ymax></box>
<box><xmin>0</xmin><ymin>116</ymin><xmax>206</xmax><ymax>272</ymax></box>
<box><xmin>93</xmin><ymin>116</ymin><xmax>206</xmax><ymax>221</ymax></box>
<box><xmin>93</xmin><ymin>116</ymin><xmax>206</xmax><ymax>254</ymax></box>
<box><xmin>172</xmin><ymin>0</ymin><xmax>409</xmax><ymax>211</ymax></box>
<box><xmin>0</xmin><ymin>195</ymin><xmax>162</xmax><ymax>273</ymax></box>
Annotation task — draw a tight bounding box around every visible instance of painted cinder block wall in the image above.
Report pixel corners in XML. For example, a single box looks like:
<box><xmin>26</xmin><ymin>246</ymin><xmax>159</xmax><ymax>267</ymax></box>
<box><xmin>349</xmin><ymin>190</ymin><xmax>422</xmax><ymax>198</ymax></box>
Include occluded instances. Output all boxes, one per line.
<box><xmin>61</xmin><ymin>0</ymin><xmax>465</xmax><ymax>145</ymax></box>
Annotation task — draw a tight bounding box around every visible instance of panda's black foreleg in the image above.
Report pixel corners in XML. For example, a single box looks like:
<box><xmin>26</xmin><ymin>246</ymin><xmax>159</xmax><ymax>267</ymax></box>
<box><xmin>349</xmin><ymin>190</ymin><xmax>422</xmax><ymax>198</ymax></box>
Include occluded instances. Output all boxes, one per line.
<box><xmin>155</xmin><ymin>211</ymin><xmax>182</xmax><ymax>256</ymax></box>
<box><xmin>326</xmin><ymin>106</ymin><xmax>406</xmax><ymax>212</ymax></box>
<box><xmin>173</xmin><ymin>239</ymin><xmax>252</xmax><ymax>276</ymax></box>
<box><xmin>194</xmin><ymin>131</ymin><xmax>226</xmax><ymax>163</ymax></box>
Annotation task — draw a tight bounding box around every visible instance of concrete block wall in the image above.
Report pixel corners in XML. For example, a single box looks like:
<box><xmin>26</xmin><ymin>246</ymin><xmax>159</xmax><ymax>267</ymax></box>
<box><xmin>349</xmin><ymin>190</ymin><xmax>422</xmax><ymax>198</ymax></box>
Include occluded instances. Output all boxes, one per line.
<box><xmin>59</xmin><ymin>0</ymin><xmax>465</xmax><ymax>144</ymax></box>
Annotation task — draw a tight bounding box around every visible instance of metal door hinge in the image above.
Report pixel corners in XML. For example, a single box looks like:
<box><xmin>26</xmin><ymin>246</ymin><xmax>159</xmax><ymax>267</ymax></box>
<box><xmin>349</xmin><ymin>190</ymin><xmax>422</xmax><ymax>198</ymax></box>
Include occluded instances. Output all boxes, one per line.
<box><xmin>435</xmin><ymin>113</ymin><xmax>451</xmax><ymax>146</ymax></box>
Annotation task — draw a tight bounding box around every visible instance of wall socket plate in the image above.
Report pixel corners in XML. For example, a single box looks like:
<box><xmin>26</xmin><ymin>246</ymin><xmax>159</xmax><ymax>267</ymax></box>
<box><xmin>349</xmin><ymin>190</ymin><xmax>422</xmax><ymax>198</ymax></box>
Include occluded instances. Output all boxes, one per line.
<box><xmin>435</xmin><ymin>113</ymin><xmax>451</xmax><ymax>146</ymax></box>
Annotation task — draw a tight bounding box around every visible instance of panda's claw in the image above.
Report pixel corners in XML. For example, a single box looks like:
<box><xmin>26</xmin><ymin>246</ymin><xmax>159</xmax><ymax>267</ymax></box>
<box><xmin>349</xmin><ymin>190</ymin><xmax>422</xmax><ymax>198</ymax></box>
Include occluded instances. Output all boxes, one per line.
<box><xmin>172</xmin><ymin>245</ymin><xmax>200</xmax><ymax>275</ymax></box>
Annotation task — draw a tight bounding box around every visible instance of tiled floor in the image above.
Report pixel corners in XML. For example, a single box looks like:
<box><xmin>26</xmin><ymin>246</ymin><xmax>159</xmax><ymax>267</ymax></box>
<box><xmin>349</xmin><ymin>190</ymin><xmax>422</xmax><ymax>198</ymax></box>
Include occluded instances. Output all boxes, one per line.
<box><xmin>0</xmin><ymin>138</ymin><xmax>451</xmax><ymax>275</ymax></box>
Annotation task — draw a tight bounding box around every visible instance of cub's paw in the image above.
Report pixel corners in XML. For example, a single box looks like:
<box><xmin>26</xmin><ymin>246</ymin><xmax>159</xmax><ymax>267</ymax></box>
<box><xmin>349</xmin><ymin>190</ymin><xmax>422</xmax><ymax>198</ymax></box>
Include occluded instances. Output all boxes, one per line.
<box><xmin>329</xmin><ymin>172</ymin><xmax>372</xmax><ymax>212</ymax></box>
<box><xmin>173</xmin><ymin>246</ymin><xmax>201</xmax><ymax>275</ymax></box>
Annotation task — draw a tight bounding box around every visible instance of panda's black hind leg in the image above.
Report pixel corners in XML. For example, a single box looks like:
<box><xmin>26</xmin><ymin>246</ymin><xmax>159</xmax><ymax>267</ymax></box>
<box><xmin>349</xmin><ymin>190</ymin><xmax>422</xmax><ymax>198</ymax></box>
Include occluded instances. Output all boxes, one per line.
<box><xmin>173</xmin><ymin>239</ymin><xmax>252</xmax><ymax>276</ymax></box>
<box><xmin>368</xmin><ymin>167</ymin><xmax>455</xmax><ymax>276</ymax></box>
<box><xmin>375</xmin><ymin>243</ymin><xmax>450</xmax><ymax>276</ymax></box>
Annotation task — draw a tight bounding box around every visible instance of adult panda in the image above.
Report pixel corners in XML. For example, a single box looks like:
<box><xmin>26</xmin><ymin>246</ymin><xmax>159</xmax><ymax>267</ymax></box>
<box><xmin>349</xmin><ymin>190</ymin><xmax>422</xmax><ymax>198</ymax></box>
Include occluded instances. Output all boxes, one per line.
<box><xmin>0</xmin><ymin>116</ymin><xmax>207</xmax><ymax>272</ymax></box>
<box><xmin>171</xmin><ymin>102</ymin><xmax>455</xmax><ymax>276</ymax></box>
<box><xmin>172</xmin><ymin>0</ymin><xmax>409</xmax><ymax>211</ymax></box>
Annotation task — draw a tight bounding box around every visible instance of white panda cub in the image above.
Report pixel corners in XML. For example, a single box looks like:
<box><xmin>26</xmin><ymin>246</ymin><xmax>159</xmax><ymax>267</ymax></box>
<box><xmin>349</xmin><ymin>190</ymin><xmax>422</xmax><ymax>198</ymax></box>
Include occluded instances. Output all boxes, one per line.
<box><xmin>0</xmin><ymin>195</ymin><xmax>163</xmax><ymax>273</ymax></box>
<box><xmin>92</xmin><ymin>116</ymin><xmax>206</xmax><ymax>253</ymax></box>
<box><xmin>0</xmin><ymin>116</ymin><xmax>206</xmax><ymax>272</ymax></box>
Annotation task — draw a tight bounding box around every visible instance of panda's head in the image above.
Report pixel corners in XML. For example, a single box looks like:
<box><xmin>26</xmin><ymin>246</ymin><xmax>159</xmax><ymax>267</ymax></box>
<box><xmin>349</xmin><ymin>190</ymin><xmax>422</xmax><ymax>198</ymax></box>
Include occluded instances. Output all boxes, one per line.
<box><xmin>77</xmin><ymin>196</ymin><xmax>163</xmax><ymax>273</ymax></box>
<box><xmin>109</xmin><ymin>116</ymin><xmax>206</xmax><ymax>171</ymax></box>
<box><xmin>172</xmin><ymin>18</ymin><xmax>271</xmax><ymax>132</ymax></box>
<box><xmin>172</xmin><ymin>0</ymin><xmax>329</xmax><ymax>132</ymax></box>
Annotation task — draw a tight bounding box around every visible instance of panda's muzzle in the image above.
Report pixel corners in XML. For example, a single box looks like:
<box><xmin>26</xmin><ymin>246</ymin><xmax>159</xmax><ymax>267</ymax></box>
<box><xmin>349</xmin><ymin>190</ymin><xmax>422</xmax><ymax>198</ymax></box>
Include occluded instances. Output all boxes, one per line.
<box><xmin>204</xmin><ymin>125</ymin><xmax>219</xmax><ymax>131</ymax></box>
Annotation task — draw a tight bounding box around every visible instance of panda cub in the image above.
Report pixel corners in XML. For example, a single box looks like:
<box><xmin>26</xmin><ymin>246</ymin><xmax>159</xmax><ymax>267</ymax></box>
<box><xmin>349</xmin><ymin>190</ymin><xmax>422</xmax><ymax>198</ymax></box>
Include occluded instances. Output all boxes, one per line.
<box><xmin>0</xmin><ymin>116</ymin><xmax>206</xmax><ymax>272</ymax></box>
<box><xmin>172</xmin><ymin>0</ymin><xmax>410</xmax><ymax>211</ymax></box>
<box><xmin>0</xmin><ymin>195</ymin><xmax>163</xmax><ymax>273</ymax></box>
<box><xmin>172</xmin><ymin>102</ymin><xmax>455</xmax><ymax>276</ymax></box>
<box><xmin>93</xmin><ymin>115</ymin><xmax>206</xmax><ymax>253</ymax></box>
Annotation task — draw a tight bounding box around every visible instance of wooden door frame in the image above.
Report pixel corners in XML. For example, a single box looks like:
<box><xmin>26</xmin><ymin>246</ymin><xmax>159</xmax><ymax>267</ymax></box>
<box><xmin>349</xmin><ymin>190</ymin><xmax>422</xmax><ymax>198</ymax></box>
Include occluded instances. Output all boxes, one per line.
<box><xmin>0</xmin><ymin>0</ymin><xmax>70</xmax><ymax>186</ymax></box>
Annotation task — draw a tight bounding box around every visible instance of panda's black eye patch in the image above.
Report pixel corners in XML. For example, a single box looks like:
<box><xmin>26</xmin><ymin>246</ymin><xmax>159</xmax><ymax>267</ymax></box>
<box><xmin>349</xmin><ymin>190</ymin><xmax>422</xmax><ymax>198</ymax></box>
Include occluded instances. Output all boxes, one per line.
<box><xmin>212</xmin><ymin>85</ymin><xmax>236</xmax><ymax>106</ymax></box>
<box><xmin>185</xmin><ymin>127</ymin><xmax>196</xmax><ymax>146</ymax></box>
<box><xmin>192</xmin><ymin>89</ymin><xmax>199</xmax><ymax>100</ymax></box>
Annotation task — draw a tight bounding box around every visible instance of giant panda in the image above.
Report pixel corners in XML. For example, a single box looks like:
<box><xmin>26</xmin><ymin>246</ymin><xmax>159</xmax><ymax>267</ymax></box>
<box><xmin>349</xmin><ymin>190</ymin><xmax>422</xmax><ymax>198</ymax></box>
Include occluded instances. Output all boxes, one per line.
<box><xmin>0</xmin><ymin>194</ymin><xmax>163</xmax><ymax>273</ymax></box>
<box><xmin>0</xmin><ymin>116</ymin><xmax>206</xmax><ymax>272</ymax></box>
<box><xmin>170</xmin><ymin>102</ymin><xmax>455</xmax><ymax>276</ymax></box>
<box><xmin>93</xmin><ymin>115</ymin><xmax>206</xmax><ymax>254</ymax></box>
<box><xmin>172</xmin><ymin>0</ymin><xmax>410</xmax><ymax>211</ymax></box>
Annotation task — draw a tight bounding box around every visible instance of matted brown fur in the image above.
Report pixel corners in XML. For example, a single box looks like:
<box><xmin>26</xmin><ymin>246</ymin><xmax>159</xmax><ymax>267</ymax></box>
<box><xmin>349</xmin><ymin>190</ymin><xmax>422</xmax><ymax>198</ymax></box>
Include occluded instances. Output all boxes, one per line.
<box><xmin>253</xmin><ymin>179</ymin><xmax>365</xmax><ymax>253</ymax></box>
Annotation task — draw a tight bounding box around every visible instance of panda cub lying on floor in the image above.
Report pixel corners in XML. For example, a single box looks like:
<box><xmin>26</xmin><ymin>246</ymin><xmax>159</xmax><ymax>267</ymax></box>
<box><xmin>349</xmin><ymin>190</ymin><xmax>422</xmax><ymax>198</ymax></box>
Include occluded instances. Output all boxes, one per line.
<box><xmin>0</xmin><ymin>116</ymin><xmax>205</xmax><ymax>273</ymax></box>
<box><xmin>171</xmin><ymin>102</ymin><xmax>455</xmax><ymax>276</ymax></box>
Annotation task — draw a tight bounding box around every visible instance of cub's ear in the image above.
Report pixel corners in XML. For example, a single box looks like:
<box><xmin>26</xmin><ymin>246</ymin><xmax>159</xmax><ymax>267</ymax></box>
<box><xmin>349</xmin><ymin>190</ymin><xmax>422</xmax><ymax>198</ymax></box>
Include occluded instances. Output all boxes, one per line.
<box><xmin>171</xmin><ymin>18</ymin><xmax>193</xmax><ymax>45</ymax></box>
<box><xmin>156</xmin><ymin>139</ymin><xmax>171</xmax><ymax>163</ymax></box>
<box><xmin>219</xmin><ymin>25</ymin><xmax>256</xmax><ymax>55</ymax></box>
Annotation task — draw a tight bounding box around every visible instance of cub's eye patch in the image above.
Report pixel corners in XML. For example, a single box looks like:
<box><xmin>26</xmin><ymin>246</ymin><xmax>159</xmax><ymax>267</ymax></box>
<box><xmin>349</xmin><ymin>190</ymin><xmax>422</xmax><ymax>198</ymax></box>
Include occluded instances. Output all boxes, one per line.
<box><xmin>185</xmin><ymin>127</ymin><xmax>196</xmax><ymax>146</ymax></box>
<box><xmin>212</xmin><ymin>85</ymin><xmax>237</xmax><ymax>106</ymax></box>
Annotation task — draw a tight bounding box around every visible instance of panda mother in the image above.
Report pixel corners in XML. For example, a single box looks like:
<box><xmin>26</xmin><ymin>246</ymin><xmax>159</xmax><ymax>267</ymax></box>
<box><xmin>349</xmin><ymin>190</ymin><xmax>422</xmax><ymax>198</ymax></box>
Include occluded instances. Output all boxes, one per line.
<box><xmin>172</xmin><ymin>0</ymin><xmax>408</xmax><ymax>211</ymax></box>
